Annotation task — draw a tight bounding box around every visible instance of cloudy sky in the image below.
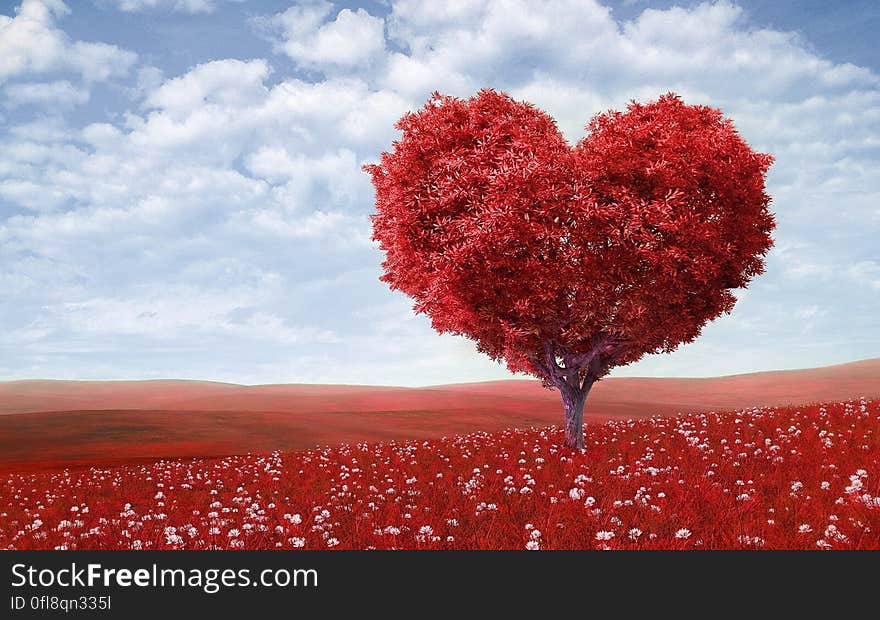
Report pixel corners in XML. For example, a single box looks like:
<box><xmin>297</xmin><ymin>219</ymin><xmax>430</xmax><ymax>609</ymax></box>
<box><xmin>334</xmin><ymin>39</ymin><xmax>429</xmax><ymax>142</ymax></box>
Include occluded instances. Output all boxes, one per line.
<box><xmin>1</xmin><ymin>0</ymin><xmax>877</xmax><ymax>386</ymax></box>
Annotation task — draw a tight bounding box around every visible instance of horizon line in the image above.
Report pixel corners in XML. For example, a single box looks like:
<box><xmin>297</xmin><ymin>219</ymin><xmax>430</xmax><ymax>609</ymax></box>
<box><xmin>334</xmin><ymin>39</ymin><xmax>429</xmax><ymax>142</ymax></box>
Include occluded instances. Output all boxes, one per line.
<box><xmin>1</xmin><ymin>357</ymin><xmax>877</xmax><ymax>389</ymax></box>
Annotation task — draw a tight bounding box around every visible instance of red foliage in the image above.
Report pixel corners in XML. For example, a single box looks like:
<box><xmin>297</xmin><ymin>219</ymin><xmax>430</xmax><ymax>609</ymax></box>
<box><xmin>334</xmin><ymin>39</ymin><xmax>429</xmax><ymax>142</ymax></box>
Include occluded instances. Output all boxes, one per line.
<box><xmin>2</xmin><ymin>398</ymin><xmax>878</xmax><ymax>550</ymax></box>
<box><xmin>365</xmin><ymin>90</ymin><xmax>775</xmax><ymax>446</ymax></box>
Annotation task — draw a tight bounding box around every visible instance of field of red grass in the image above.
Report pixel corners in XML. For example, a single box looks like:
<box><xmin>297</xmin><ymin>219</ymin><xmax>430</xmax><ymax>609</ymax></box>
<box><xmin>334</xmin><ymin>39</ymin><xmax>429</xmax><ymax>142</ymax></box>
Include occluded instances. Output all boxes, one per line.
<box><xmin>0</xmin><ymin>359</ymin><xmax>878</xmax><ymax>472</ymax></box>
<box><xmin>3</xmin><ymin>398</ymin><xmax>878</xmax><ymax>550</ymax></box>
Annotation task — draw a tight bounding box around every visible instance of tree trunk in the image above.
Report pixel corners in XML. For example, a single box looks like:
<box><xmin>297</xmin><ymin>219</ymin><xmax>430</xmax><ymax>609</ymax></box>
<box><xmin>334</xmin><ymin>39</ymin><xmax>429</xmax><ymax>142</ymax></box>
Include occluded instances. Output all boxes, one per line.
<box><xmin>561</xmin><ymin>380</ymin><xmax>594</xmax><ymax>449</ymax></box>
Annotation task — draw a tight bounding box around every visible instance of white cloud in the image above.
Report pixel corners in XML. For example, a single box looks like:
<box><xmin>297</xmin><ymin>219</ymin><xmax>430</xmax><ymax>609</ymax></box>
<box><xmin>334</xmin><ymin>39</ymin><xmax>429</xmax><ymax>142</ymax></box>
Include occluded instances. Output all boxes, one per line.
<box><xmin>144</xmin><ymin>59</ymin><xmax>270</xmax><ymax>116</ymax></box>
<box><xmin>7</xmin><ymin>115</ymin><xmax>70</xmax><ymax>141</ymax></box>
<box><xmin>0</xmin><ymin>0</ymin><xmax>136</xmax><ymax>84</ymax></box>
<box><xmin>101</xmin><ymin>0</ymin><xmax>241</xmax><ymax>14</ymax></box>
<box><xmin>67</xmin><ymin>40</ymin><xmax>138</xmax><ymax>82</ymax></box>
<box><xmin>133</xmin><ymin>65</ymin><xmax>163</xmax><ymax>97</ymax></box>
<box><xmin>245</xmin><ymin>147</ymin><xmax>370</xmax><ymax>210</ymax></box>
<box><xmin>61</xmin><ymin>286</ymin><xmax>337</xmax><ymax>344</ymax></box>
<box><xmin>233</xmin><ymin>209</ymin><xmax>367</xmax><ymax>244</ymax></box>
<box><xmin>381</xmin><ymin>0</ymin><xmax>878</xmax><ymax>111</ymax></box>
<box><xmin>0</xmin><ymin>0</ymin><xmax>68</xmax><ymax>82</ymax></box>
<box><xmin>3</xmin><ymin>79</ymin><xmax>89</xmax><ymax>107</ymax></box>
<box><xmin>254</xmin><ymin>2</ymin><xmax>386</xmax><ymax>72</ymax></box>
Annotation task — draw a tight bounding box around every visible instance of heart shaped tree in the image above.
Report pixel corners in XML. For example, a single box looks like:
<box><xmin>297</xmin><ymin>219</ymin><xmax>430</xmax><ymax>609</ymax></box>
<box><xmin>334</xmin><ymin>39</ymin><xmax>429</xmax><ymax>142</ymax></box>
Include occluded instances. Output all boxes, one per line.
<box><xmin>365</xmin><ymin>90</ymin><xmax>774</xmax><ymax>449</ymax></box>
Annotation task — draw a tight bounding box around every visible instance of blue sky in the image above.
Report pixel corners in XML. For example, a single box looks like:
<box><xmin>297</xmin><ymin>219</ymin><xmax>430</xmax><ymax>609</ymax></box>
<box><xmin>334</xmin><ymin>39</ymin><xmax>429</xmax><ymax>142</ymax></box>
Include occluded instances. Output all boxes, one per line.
<box><xmin>0</xmin><ymin>0</ymin><xmax>878</xmax><ymax>385</ymax></box>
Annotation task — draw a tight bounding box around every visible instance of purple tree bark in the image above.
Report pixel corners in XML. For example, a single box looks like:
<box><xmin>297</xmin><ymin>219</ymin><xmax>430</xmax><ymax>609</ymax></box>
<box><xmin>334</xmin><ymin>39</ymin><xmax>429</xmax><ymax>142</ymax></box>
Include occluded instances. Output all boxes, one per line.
<box><xmin>534</xmin><ymin>336</ymin><xmax>614</xmax><ymax>449</ymax></box>
<box><xmin>561</xmin><ymin>381</ymin><xmax>593</xmax><ymax>450</ymax></box>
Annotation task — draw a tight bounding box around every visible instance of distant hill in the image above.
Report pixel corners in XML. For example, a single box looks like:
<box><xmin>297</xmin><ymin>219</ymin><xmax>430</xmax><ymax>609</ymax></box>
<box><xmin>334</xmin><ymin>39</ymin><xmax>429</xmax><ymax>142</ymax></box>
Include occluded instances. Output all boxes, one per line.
<box><xmin>0</xmin><ymin>359</ymin><xmax>877</xmax><ymax>471</ymax></box>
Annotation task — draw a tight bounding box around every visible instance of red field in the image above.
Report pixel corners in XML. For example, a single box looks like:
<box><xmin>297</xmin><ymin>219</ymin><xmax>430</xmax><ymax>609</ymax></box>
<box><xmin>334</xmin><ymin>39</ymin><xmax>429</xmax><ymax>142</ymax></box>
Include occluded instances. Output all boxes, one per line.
<box><xmin>2</xmin><ymin>398</ymin><xmax>878</xmax><ymax>550</ymax></box>
<box><xmin>1</xmin><ymin>359</ymin><xmax>878</xmax><ymax>471</ymax></box>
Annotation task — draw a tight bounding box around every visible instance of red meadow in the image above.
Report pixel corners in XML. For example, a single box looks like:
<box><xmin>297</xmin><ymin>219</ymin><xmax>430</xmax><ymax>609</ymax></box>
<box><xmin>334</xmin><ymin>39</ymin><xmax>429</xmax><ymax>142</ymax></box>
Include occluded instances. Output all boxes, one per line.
<box><xmin>2</xmin><ymin>397</ymin><xmax>877</xmax><ymax>550</ymax></box>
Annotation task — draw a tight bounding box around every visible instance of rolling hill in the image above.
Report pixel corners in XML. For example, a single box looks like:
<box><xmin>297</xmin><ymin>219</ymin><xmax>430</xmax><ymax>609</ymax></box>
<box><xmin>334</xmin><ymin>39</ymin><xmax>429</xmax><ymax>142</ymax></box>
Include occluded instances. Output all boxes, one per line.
<box><xmin>0</xmin><ymin>358</ymin><xmax>877</xmax><ymax>471</ymax></box>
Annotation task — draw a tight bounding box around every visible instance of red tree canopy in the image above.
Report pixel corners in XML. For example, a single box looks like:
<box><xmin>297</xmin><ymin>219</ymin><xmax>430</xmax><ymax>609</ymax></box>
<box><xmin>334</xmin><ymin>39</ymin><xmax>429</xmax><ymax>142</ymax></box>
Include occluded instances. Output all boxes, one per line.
<box><xmin>365</xmin><ymin>90</ymin><xmax>774</xmax><ymax>388</ymax></box>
